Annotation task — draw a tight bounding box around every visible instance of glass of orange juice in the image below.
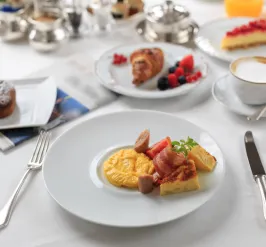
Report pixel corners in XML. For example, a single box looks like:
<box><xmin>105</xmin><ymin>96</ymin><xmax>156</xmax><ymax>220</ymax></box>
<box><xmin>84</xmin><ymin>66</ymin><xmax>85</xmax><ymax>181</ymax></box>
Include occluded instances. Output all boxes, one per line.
<box><xmin>225</xmin><ymin>0</ymin><xmax>264</xmax><ymax>17</ymax></box>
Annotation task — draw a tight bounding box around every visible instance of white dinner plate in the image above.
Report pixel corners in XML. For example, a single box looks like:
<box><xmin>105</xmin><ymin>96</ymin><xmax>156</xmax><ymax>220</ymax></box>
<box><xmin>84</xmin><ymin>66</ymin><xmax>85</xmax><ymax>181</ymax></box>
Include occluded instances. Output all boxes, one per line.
<box><xmin>195</xmin><ymin>17</ymin><xmax>265</xmax><ymax>62</ymax></box>
<box><xmin>212</xmin><ymin>74</ymin><xmax>263</xmax><ymax>117</ymax></box>
<box><xmin>43</xmin><ymin>110</ymin><xmax>225</xmax><ymax>227</ymax></box>
<box><xmin>0</xmin><ymin>77</ymin><xmax>57</xmax><ymax>130</ymax></box>
<box><xmin>95</xmin><ymin>42</ymin><xmax>208</xmax><ymax>99</ymax></box>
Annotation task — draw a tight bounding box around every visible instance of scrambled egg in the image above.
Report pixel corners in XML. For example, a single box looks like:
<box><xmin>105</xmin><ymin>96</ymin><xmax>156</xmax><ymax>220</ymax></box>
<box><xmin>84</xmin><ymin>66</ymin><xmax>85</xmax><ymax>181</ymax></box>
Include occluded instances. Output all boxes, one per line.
<box><xmin>104</xmin><ymin>149</ymin><xmax>154</xmax><ymax>189</ymax></box>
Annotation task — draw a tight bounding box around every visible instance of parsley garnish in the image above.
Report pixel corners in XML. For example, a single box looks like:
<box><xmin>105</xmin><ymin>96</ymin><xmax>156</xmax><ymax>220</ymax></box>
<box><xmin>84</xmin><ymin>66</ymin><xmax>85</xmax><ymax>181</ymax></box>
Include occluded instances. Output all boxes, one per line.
<box><xmin>172</xmin><ymin>137</ymin><xmax>198</xmax><ymax>156</ymax></box>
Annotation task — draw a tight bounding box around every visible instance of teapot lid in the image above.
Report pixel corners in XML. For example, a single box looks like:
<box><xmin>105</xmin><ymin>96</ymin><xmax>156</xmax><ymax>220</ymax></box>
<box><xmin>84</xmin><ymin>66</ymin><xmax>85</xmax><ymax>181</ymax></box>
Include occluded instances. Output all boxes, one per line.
<box><xmin>146</xmin><ymin>0</ymin><xmax>190</xmax><ymax>24</ymax></box>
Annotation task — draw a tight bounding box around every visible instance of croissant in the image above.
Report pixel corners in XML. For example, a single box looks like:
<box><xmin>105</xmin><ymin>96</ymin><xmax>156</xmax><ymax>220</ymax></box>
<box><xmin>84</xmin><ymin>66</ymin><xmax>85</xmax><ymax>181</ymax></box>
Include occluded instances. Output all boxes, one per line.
<box><xmin>130</xmin><ymin>48</ymin><xmax>164</xmax><ymax>86</ymax></box>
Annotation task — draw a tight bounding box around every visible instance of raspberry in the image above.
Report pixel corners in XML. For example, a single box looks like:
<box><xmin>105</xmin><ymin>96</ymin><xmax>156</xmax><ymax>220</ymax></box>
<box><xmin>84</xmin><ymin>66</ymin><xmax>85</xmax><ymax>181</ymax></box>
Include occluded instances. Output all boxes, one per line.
<box><xmin>121</xmin><ymin>57</ymin><xmax>127</xmax><ymax>63</ymax></box>
<box><xmin>191</xmin><ymin>75</ymin><xmax>197</xmax><ymax>81</ymax></box>
<box><xmin>168</xmin><ymin>74</ymin><xmax>178</xmax><ymax>88</ymax></box>
<box><xmin>113</xmin><ymin>54</ymin><xmax>127</xmax><ymax>65</ymax></box>
<box><xmin>174</xmin><ymin>67</ymin><xmax>184</xmax><ymax>77</ymax></box>
<box><xmin>184</xmin><ymin>71</ymin><xmax>190</xmax><ymax>76</ymax></box>
<box><xmin>186</xmin><ymin>76</ymin><xmax>192</xmax><ymax>83</ymax></box>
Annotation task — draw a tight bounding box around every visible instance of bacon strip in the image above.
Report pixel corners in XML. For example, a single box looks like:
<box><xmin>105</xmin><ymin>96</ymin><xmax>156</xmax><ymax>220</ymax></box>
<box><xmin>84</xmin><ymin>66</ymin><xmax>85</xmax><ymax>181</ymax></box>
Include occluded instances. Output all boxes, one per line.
<box><xmin>153</xmin><ymin>147</ymin><xmax>186</xmax><ymax>177</ymax></box>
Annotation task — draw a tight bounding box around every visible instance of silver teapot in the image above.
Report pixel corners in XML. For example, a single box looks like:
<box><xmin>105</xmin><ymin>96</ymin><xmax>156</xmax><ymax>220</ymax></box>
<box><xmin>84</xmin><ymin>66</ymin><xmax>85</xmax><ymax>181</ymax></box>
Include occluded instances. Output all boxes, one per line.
<box><xmin>28</xmin><ymin>10</ymin><xmax>68</xmax><ymax>52</ymax></box>
<box><xmin>0</xmin><ymin>7</ymin><xmax>29</xmax><ymax>41</ymax></box>
<box><xmin>144</xmin><ymin>0</ymin><xmax>198</xmax><ymax>44</ymax></box>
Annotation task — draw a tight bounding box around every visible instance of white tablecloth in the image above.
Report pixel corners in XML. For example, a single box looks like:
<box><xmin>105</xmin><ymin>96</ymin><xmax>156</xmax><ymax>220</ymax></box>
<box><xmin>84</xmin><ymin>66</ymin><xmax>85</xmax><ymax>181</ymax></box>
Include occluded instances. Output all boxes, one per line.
<box><xmin>1</xmin><ymin>1</ymin><xmax>266</xmax><ymax>246</ymax></box>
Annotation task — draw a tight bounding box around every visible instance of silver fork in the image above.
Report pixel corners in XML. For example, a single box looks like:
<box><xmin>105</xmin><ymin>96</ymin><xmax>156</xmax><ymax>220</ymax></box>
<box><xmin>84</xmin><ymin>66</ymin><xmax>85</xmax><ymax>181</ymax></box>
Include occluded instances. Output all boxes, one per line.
<box><xmin>0</xmin><ymin>131</ymin><xmax>51</xmax><ymax>229</ymax></box>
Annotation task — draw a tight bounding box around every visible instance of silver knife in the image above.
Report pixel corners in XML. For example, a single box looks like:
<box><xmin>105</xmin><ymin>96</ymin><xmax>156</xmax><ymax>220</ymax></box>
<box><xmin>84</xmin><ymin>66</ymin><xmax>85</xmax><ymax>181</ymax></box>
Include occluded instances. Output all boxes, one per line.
<box><xmin>244</xmin><ymin>131</ymin><xmax>266</xmax><ymax>220</ymax></box>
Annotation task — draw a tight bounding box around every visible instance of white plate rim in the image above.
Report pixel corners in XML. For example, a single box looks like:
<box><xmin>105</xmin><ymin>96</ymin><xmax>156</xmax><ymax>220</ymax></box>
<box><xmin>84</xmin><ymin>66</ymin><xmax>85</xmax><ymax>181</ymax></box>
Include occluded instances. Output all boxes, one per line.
<box><xmin>195</xmin><ymin>17</ymin><xmax>254</xmax><ymax>62</ymax></box>
<box><xmin>42</xmin><ymin>109</ymin><xmax>226</xmax><ymax>228</ymax></box>
<box><xmin>95</xmin><ymin>42</ymin><xmax>208</xmax><ymax>99</ymax></box>
<box><xmin>0</xmin><ymin>77</ymin><xmax>57</xmax><ymax>130</ymax></box>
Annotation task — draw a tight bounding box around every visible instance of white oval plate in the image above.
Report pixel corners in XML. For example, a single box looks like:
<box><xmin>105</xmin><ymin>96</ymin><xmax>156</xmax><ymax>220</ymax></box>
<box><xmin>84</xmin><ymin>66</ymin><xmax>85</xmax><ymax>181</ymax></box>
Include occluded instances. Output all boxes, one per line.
<box><xmin>212</xmin><ymin>74</ymin><xmax>263</xmax><ymax>117</ymax></box>
<box><xmin>95</xmin><ymin>42</ymin><xmax>208</xmax><ymax>99</ymax></box>
<box><xmin>43</xmin><ymin>110</ymin><xmax>225</xmax><ymax>228</ymax></box>
<box><xmin>195</xmin><ymin>17</ymin><xmax>265</xmax><ymax>62</ymax></box>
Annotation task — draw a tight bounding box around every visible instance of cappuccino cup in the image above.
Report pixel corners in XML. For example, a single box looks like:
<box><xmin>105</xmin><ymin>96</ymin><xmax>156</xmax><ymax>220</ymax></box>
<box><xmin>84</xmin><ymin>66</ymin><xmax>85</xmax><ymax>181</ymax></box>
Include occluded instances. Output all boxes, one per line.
<box><xmin>229</xmin><ymin>56</ymin><xmax>266</xmax><ymax>105</ymax></box>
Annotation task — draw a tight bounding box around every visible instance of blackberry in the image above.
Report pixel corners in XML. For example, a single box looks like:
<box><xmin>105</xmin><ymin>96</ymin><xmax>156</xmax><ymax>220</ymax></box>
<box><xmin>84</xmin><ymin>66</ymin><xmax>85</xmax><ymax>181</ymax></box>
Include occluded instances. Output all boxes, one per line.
<box><xmin>158</xmin><ymin>77</ymin><xmax>169</xmax><ymax>90</ymax></box>
<box><xmin>168</xmin><ymin>66</ymin><xmax>176</xmax><ymax>74</ymax></box>
<box><xmin>178</xmin><ymin>76</ymin><xmax>187</xmax><ymax>85</ymax></box>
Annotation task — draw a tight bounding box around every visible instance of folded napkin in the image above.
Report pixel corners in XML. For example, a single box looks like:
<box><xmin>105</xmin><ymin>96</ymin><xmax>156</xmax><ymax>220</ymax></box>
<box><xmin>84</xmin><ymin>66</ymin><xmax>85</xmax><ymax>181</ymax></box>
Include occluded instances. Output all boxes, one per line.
<box><xmin>0</xmin><ymin>59</ymin><xmax>117</xmax><ymax>151</ymax></box>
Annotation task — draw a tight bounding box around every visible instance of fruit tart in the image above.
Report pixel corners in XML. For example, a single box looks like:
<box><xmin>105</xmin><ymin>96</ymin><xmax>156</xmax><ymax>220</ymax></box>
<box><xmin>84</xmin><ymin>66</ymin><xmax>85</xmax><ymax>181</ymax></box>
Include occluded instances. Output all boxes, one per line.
<box><xmin>221</xmin><ymin>19</ymin><xmax>266</xmax><ymax>50</ymax></box>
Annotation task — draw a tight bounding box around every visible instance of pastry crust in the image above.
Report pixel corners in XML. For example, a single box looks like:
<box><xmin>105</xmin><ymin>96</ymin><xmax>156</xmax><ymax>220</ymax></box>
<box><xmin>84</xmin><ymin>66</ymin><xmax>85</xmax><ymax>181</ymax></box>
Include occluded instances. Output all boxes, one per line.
<box><xmin>130</xmin><ymin>48</ymin><xmax>164</xmax><ymax>85</ymax></box>
<box><xmin>222</xmin><ymin>40</ymin><xmax>266</xmax><ymax>50</ymax></box>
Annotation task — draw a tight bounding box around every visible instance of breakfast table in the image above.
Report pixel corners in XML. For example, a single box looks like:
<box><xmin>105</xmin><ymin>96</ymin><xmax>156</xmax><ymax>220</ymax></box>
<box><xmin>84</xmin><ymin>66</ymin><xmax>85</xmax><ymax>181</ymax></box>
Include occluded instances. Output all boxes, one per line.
<box><xmin>1</xmin><ymin>0</ymin><xmax>266</xmax><ymax>246</ymax></box>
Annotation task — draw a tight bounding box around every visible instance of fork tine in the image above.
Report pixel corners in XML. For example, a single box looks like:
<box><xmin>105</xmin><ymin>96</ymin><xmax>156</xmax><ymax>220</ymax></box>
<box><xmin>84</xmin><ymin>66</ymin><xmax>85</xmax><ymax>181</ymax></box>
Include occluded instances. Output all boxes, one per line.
<box><xmin>37</xmin><ymin>132</ymin><xmax>51</xmax><ymax>164</ymax></box>
<box><xmin>35</xmin><ymin>132</ymin><xmax>49</xmax><ymax>164</ymax></box>
<box><xmin>44</xmin><ymin>132</ymin><xmax>51</xmax><ymax>154</ymax></box>
<box><xmin>30</xmin><ymin>131</ymin><xmax>45</xmax><ymax>163</ymax></box>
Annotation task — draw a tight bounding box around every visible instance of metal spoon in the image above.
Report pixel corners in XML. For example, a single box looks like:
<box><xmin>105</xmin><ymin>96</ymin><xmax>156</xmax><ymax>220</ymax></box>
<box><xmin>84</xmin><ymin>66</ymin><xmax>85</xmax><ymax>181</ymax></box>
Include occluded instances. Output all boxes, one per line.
<box><xmin>247</xmin><ymin>105</ymin><xmax>266</xmax><ymax>121</ymax></box>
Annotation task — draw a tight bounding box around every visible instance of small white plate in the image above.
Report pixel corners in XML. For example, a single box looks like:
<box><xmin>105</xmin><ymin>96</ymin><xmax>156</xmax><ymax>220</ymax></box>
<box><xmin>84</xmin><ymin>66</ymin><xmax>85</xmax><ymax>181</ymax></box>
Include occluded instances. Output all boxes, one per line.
<box><xmin>212</xmin><ymin>74</ymin><xmax>263</xmax><ymax>116</ymax></box>
<box><xmin>195</xmin><ymin>17</ymin><xmax>264</xmax><ymax>62</ymax></box>
<box><xmin>43</xmin><ymin>110</ymin><xmax>225</xmax><ymax>228</ymax></box>
<box><xmin>0</xmin><ymin>77</ymin><xmax>57</xmax><ymax>130</ymax></box>
<box><xmin>95</xmin><ymin>42</ymin><xmax>208</xmax><ymax>99</ymax></box>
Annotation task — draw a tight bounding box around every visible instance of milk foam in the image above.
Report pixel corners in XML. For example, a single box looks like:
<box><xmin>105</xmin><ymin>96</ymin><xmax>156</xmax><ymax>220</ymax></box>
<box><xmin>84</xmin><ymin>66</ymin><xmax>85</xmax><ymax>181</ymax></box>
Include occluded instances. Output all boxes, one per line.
<box><xmin>234</xmin><ymin>59</ymin><xmax>266</xmax><ymax>83</ymax></box>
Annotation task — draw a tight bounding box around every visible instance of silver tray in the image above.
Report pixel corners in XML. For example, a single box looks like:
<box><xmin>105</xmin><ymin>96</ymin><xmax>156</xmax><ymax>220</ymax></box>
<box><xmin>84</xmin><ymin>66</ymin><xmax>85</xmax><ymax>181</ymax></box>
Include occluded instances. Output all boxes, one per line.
<box><xmin>136</xmin><ymin>19</ymin><xmax>199</xmax><ymax>46</ymax></box>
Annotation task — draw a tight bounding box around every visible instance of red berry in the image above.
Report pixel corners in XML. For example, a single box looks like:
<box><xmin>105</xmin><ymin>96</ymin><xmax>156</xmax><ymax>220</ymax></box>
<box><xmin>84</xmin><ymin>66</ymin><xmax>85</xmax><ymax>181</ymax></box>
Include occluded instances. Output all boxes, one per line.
<box><xmin>191</xmin><ymin>75</ymin><xmax>197</xmax><ymax>81</ymax></box>
<box><xmin>113</xmin><ymin>58</ymin><xmax>119</xmax><ymax>64</ymax></box>
<box><xmin>174</xmin><ymin>67</ymin><xmax>184</xmax><ymax>77</ymax></box>
<box><xmin>168</xmin><ymin>74</ymin><xmax>178</xmax><ymax>88</ymax></box>
<box><xmin>122</xmin><ymin>56</ymin><xmax>127</xmax><ymax>63</ymax></box>
<box><xmin>184</xmin><ymin>71</ymin><xmax>190</xmax><ymax>76</ymax></box>
<box><xmin>196</xmin><ymin>71</ymin><xmax>202</xmax><ymax>79</ymax></box>
<box><xmin>113</xmin><ymin>54</ymin><xmax>127</xmax><ymax>65</ymax></box>
<box><xmin>180</xmin><ymin>54</ymin><xmax>194</xmax><ymax>71</ymax></box>
<box><xmin>186</xmin><ymin>76</ymin><xmax>192</xmax><ymax>83</ymax></box>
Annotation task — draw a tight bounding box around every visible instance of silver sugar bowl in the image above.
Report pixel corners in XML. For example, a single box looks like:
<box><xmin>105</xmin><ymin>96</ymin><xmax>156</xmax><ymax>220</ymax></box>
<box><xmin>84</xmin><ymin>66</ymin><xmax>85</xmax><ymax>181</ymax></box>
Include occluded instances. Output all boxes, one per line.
<box><xmin>0</xmin><ymin>7</ymin><xmax>29</xmax><ymax>41</ymax></box>
<box><xmin>28</xmin><ymin>10</ymin><xmax>68</xmax><ymax>52</ymax></box>
<box><xmin>145</xmin><ymin>0</ymin><xmax>197</xmax><ymax>43</ymax></box>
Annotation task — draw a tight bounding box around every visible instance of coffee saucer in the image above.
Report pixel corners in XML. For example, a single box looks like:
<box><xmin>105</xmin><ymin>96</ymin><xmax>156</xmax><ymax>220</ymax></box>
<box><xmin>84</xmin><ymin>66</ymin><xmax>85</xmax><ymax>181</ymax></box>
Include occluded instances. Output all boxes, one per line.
<box><xmin>212</xmin><ymin>74</ymin><xmax>264</xmax><ymax>117</ymax></box>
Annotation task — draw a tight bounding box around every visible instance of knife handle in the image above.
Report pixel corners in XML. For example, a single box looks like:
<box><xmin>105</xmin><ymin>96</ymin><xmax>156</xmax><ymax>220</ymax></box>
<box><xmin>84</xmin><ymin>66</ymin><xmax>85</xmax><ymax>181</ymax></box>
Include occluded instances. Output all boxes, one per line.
<box><xmin>255</xmin><ymin>175</ymin><xmax>266</xmax><ymax>221</ymax></box>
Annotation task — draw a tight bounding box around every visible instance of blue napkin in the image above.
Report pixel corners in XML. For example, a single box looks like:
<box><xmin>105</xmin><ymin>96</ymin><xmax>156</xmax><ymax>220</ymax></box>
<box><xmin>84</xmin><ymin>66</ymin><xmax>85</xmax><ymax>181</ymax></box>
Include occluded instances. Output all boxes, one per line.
<box><xmin>0</xmin><ymin>5</ymin><xmax>22</xmax><ymax>13</ymax></box>
<box><xmin>0</xmin><ymin>89</ymin><xmax>89</xmax><ymax>151</ymax></box>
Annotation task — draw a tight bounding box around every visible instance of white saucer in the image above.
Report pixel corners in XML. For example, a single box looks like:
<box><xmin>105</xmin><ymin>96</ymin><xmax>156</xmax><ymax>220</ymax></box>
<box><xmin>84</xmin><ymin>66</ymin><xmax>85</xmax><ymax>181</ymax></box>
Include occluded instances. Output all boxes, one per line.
<box><xmin>212</xmin><ymin>74</ymin><xmax>263</xmax><ymax>117</ymax></box>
